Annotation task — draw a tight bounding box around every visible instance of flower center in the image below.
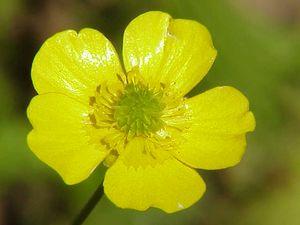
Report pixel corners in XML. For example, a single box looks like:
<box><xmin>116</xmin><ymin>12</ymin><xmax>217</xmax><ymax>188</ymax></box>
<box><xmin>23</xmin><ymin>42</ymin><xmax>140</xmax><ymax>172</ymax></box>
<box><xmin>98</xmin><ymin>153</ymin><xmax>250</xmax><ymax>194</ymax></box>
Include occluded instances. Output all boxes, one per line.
<box><xmin>113</xmin><ymin>84</ymin><xmax>165</xmax><ymax>136</ymax></box>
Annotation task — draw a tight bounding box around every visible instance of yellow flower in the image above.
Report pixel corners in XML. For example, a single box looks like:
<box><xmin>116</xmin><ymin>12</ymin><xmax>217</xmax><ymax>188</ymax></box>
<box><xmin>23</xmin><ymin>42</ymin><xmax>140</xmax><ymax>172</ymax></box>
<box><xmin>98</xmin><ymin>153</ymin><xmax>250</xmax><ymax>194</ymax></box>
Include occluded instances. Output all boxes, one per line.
<box><xmin>27</xmin><ymin>11</ymin><xmax>255</xmax><ymax>213</ymax></box>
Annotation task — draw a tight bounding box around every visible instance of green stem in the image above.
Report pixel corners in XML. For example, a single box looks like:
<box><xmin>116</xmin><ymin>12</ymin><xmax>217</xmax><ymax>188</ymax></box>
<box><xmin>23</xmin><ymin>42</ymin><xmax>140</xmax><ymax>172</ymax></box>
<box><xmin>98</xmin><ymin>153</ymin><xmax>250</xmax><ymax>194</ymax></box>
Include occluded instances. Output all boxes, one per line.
<box><xmin>71</xmin><ymin>181</ymin><xmax>104</xmax><ymax>225</ymax></box>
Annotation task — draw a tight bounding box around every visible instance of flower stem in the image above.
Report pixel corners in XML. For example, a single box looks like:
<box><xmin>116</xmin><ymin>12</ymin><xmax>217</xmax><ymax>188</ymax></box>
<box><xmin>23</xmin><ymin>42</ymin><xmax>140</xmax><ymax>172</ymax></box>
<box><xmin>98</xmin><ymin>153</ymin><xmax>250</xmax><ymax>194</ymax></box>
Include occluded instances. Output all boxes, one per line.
<box><xmin>72</xmin><ymin>180</ymin><xmax>104</xmax><ymax>225</ymax></box>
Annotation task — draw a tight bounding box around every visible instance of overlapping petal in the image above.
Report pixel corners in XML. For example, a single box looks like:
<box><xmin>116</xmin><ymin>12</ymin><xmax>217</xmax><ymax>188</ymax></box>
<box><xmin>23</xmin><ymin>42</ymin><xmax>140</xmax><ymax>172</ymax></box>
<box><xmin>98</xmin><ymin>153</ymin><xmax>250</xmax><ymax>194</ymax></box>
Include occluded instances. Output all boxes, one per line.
<box><xmin>123</xmin><ymin>11</ymin><xmax>217</xmax><ymax>96</ymax></box>
<box><xmin>32</xmin><ymin>28</ymin><xmax>124</xmax><ymax>103</ymax></box>
<box><xmin>27</xmin><ymin>93</ymin><xmax>108</xmax><ymax>184</ymax></box>
<box><xmin>173</xmin><ymin>86</ymin><xmax>255</xmax><ymax>169</ymax></box>
<box><xmin>104</xmin><ymin>137</ymin><xmax>205</xmax><ymax>213</ymax></box>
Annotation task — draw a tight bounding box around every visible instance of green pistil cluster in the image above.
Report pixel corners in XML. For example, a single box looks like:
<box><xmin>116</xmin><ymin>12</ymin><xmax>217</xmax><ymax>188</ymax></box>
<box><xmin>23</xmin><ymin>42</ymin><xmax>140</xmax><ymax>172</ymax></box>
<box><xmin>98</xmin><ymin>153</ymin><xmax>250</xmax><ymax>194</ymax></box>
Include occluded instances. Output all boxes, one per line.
<box><xmin>114</xmin><ymin>84</ymin><xmax>165</xmax><ymax>136</ymax></box>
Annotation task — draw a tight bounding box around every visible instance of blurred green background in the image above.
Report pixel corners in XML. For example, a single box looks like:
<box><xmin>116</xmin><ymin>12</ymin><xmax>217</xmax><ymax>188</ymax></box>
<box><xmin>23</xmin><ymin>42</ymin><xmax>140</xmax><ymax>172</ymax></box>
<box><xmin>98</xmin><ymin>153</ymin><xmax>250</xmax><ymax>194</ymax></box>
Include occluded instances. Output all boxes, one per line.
<box><xmin>0</xmin><ymin>0</ymin><xmax>299</xmax><ymax>224</ymax></box>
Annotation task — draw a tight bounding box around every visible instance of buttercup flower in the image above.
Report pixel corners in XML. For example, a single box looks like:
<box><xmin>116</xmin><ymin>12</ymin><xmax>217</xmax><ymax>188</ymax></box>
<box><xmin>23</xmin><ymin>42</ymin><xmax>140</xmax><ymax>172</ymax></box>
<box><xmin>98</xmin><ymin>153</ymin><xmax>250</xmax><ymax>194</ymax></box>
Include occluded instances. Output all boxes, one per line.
<box><xmin>27</xmin><ymin>11</ymin><xmax>255</xmax><ymax>213</ymax></box>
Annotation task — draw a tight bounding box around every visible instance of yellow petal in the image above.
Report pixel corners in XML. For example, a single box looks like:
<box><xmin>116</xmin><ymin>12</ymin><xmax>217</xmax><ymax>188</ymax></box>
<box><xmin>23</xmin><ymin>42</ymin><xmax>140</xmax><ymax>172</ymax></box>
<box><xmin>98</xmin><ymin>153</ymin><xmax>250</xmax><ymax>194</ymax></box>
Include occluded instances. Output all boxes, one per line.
<box><xmin>27</xmin><ymin>93</ymin><xmax>108</xmax><ymax>184</ymax></box>
<box><xmin>32</xmin><ymin>28</ymin><xmax>123</xmax><ymax>103</ymax></box>
<box><xmin>123</xmin><ymin>11</ymin><xmax>216</xmax><ymax>96</ymax></box>
<box><xmin>104</xmin><ymin>137</ymin><xmax>205</xmax><ymax>213</ymax></box>
<box><xmin>173</xmin><ymin>86</ymin><xmax>255</xmax><ymax>169</ymax></box>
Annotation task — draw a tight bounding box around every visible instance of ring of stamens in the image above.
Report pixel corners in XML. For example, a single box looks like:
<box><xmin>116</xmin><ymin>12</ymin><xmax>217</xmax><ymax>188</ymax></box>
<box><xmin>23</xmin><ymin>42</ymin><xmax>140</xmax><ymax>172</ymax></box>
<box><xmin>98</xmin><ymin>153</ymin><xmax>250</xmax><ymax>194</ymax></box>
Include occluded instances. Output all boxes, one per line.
<box><xmin>88</xmin><ymin>72</ymin><xmax>191</xmax><ymax>162</ymax></box>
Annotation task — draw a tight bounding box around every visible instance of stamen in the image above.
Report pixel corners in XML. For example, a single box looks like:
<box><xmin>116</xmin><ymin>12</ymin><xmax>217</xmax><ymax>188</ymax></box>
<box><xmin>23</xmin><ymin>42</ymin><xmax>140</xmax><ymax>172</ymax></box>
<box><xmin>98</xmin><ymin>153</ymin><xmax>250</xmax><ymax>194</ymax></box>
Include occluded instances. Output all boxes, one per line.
<box><xmin>88</xmin><ymin>71</ymin><xmax>191</xmax><ymax>159</ymax></box>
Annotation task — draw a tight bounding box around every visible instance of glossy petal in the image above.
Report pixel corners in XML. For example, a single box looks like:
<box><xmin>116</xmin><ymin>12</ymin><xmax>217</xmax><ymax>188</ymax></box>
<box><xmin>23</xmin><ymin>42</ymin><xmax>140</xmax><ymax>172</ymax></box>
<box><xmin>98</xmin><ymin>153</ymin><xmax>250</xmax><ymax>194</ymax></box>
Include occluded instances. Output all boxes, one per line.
<box><xmin>27</xmin><ymin>93</ymin><xmax>108</xmax><ymax>184</ymax></box>
<box><xmin>123</xmin><ymin>11</ymin><xmax>216</xmax><ymax>96</ymax></box>
<box><xmin>104</xmin><ymin>138</ymin><xmax>205</xmax><ymax>213</ymax></box>
<box><xmin>173</xmin><ymin>86</ymin><xmax>255</xmax><ymax>169</ymax></box>
<box><xmin>32</xmin><ymin>28</ymin><xmax>123</xmax><ymax>103</ymax></box>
